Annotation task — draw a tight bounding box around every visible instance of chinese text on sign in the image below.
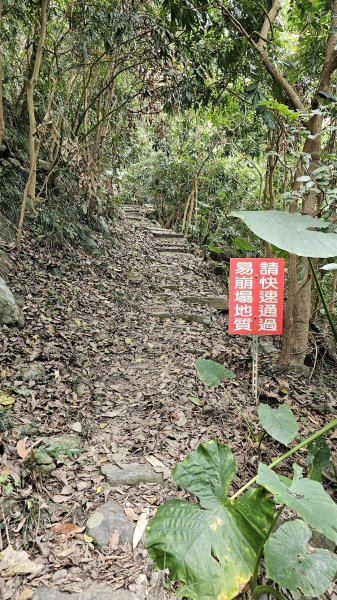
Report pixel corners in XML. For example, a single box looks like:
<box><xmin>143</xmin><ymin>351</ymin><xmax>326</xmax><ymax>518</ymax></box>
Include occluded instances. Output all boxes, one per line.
<box><xmin>228</xmin><ymin>258</ymin><xmax>285</xmax><ymax>335</ymax></box>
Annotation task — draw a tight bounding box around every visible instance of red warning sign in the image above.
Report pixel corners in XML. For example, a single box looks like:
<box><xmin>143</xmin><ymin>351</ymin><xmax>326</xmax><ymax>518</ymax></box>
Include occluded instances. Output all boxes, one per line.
<box><xmin>228</xmin><ymin>258</ymin><xmax>285</xmax><ymax>335</ymax></box>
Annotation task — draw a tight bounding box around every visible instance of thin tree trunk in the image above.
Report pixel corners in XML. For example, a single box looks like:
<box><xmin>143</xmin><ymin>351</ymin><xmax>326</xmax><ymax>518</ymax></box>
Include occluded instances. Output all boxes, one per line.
<box><xmin>26</xmin><ymin>0</ymin><xmax>48</xmax><ymax>201</ymax></box>
<box><xmin>0</xmin><ymin>0</ymin><xmax>5</xmax><ymax>146</ymax></box>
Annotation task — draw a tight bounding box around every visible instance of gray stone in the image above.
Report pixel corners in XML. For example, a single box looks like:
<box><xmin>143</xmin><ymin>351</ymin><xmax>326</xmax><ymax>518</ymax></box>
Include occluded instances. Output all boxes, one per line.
<box><xmin>101</xmin><ymin>463</ymin><xmax>163</xmax><ymax>487</ymax></box>
<box><xmin>182</xmin><ymin>295</ymin><xmax>228</xmax><ymax>310</ymax></box>
<box><xmin>0</xmin><ymin>277</ymin><xmax>25</xmax><ymax>326</ymax></box>
<box><xmin>289</xmin><ymin>363</ymin><xmax>311</xmax><ymax>376</ymax></box>
<box><xmin>127</xmin><ymin>271</ymin><xmax>143</xmax><ymax>284</ymax></box>
<box><xmin>22</xmin><ymin>362</ymin><xmax>46</xmax><ymax>381</ymax></box>
<box><xmin>46</xmin><ymin>434</ymin><xmax>81</xmax><ymax>452</ymax></box>
<box><xmin>259</xmin><ymin>340</ymin><xmax>278</xmax><ymax>355</ymax></box>
<box><xmin>86</xmin><ymin>500</ymin><xmax>133</xmax><ymax>547</ymax></box>
<box><xmin>175</xmin><ymin>313</ymin><xmax>211</xmax><ymax>326</ymax></box>
<box><xmin>33</xmin><ymin>585</ymin><xmax>144</xmax><ymax>600</ymax></box>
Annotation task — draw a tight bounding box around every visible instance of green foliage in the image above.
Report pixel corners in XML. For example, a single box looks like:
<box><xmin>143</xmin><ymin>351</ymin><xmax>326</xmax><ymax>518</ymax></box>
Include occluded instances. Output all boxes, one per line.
<box><xmin>230</xmin><ymin>210</ymin><xmax>337</xmax><ymax>258</ymax></box>
<box><xmin>146</xmin><ymin>441</ymin><xmax>275</xmax><ymax>600</ymax></box>
<box><xmin>305</xmin><ymin>437</ymin><xmax>331</xmax><ymax>481</ymax></box>
<box><xmin>195</xmin><ymin>358</ymin><xmax>235</xmax><ymax>387</ymax></box>
<box><xmin>146</xmin><ymin>426</ymin><xmax>337</xmax><ymax>600</ymax></box>
<box><xmin>257</xmin><ymin>463</ymin><xmax>337</xmax><ymax>542</ymax></box>
<box><xmin>264</xmin><ymin>520</ymin><xmax>337</xmax><ymax>597</ymax></box>
<box><xmin>258</xmin><ymin>404</ymin><xmax>298</xmax><ymax>446</ymax></box>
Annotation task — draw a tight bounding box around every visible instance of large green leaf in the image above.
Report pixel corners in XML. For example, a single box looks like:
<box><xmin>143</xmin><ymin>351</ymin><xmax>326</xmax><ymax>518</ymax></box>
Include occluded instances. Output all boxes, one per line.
<box><xmin>258</xmin><ymin>404</ymin><xmax>298</xmax><ymax>446</ymax></box>
<box><xmin>229</xmin><ymin>210</ymin><xmax>337</xmax><ymax>258</ymax></box>
<box><xmin>146</xmin><ymin>441</ymin><xmax>275</xmax><ymax>600</ymax></box>
<box><xmin>257</xmin><ymin>463</ymin><xmax>337</xmax><ymax>542</ymax></box>
<box><xmin>264</xmin><ymin>520</ymin><xmax>337</xmax><ymax>596</ymax></box>
<box><xmin>195</xmin><ymin>358</ymin><xmax>235</xmax><ymax>387</ymax></box>
<box><xmin>305</xmin><ymin>437</ymin><xmax>331</xmax><ymax>481</ymax></box>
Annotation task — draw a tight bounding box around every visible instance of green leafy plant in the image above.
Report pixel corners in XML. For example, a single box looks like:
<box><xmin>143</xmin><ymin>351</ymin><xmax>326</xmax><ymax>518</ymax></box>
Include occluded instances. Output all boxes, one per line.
<box><xmin>258</xmin><ymin>404</ymin><xmax>298</xmax><ymax>446</ymax></box>
<box><xmin>195</xmin><ymin>358</ymin><xmax>235</xmax><ymax>387</ymax></box>
<box><xmin>146</xmin><ymin>419</ymin><xmax>337</xmax><ymax>600</ymax></box>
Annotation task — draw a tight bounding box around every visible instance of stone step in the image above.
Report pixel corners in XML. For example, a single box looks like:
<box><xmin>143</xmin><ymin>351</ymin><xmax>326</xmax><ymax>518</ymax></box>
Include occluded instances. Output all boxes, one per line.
<box><xmin>150</xmin><ymin>311</ymin><xmax>211</xmax><ymax>326</ymax></box>
<box><xmin>151</xmin><ymin>230</ymin><xmax>185</xmax><ymax>239</ymax></box>
<box><xmin>182</xmin><ymin>294</ymin><xmax>228</xmax><ymax>310</ymax></box>
<box><xmin>121</xmin><ymin>205</ymin><xmax>141</xmax><ymax>212</ymax></box>
<box><xmin>156</xmin><ymin>245</ymin><xmax>189</xmax><ymax>253</ymax></box>
<box><xmin>125</xmin><ymin>216</ymin><xmax>143</xmax><ymax>221</ymax></box>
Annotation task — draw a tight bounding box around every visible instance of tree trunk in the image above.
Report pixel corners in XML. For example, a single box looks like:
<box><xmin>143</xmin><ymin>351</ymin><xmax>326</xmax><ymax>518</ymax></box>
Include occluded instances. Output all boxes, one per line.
<box><xmin>0</xmin><ymin>0</ymin><xmax>5</xmax><ymax>146</ymax></box>
<box><xmin>26</xmin><ymin>0</ymin><xmax>48</xmax><ymax>201</ymax></box>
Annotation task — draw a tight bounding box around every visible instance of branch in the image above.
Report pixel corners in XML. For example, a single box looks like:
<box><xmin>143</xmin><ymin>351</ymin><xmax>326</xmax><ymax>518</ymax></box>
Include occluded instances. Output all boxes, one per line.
<box><xmin>217</xmin><ymin>0</ymin><xmax>306</xmax><ymax>112</ymax></box>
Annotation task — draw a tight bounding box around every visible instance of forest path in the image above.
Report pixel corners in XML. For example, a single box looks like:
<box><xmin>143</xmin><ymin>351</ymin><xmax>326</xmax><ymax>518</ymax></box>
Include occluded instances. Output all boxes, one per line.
<box><xmin>2</xmin><ymin>206</ymin><xmax>333</xmax><ymax>600</ymax></box>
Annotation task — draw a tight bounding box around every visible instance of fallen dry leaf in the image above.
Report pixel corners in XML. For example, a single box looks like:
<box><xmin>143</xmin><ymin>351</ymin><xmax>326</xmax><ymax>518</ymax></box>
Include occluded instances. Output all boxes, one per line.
<box><xmin>16</xmin><ymin>439</ymin><xmax>31</xmax><ymax>459</ymax></box>
<box><xmin>133</xmin><ymin>509</ymin><xmax>149</xmax><ymax>550</ymax></box>
<box><xmin>108</xmin><ymin>530</ymin><xmax>120</xmax><ymax>550</ymax></box>
<box><xmin>16</xmin><ymin>588</ymin><xmax>34</xmax><ymax>600</ymax></box>
<box><xmin>51</xmin><ymin>523</ymin><xmax>85</xmax><ymax>537</ymax></box>
<box><xmin>0</xmin><ymin>546</ymin><xmax>41</xmax><ymax>577</ymax></box>
<box><xmin>124</xmin><ymin>507</ymin><xmax>139</xmax><ymax>522</ymax></box>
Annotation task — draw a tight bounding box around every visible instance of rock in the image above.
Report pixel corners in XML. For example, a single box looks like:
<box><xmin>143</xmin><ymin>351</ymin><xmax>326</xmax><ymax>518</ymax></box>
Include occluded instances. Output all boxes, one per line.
<box><xmin>176</xmin><ymin>313</ymin><xmax>211</xmax><ymax>326</ymax></box>
<box><xmin>127</xmin><ymin>271</ymin><xmax>143</xmax><ymax>284</ymax></box>
<box><xmin>0</xmin><ymin>277</ymin><xmax>25</xmax><ymax>326</ymax></box>
<box><xmin>33</xmin><ymin>585</ymin><xmax>144</xmax><ymax>600</ymax></box>
<box><xmin>46</xmin><ymin>434</ymin><xmax>81</xmax><ymax>452</ymax></box>
<box><xmin>101</xmin><ymin>463</ymin><xmax>163</xmax><ymax>487</ymax></box>
<box><xmin>150</xmin><ymin>311</ymin><xmax>171</xmax><ymax>319</ymax></box>
<box><xmin>289</xmin><ymin>363</ymin><xmax>311</xmax><ymax>376</ymax></box>
<box><xmin>0</xmin><ymin>249</ymin><xmax>15</xmax><ymax>277</ymax></box>
<box><xmin>86</xmin><ymin>500</ymin><xmax>133</xmax><ymax>547</ymax></box>
<box><xmin>70</xmin><ymin>421</ymin><xmax>82</xmax><ymax>433</ymax></box>
<box><xmin>22</xmin><ymin>362</ymin><xmax>46</xmax><ymax>382</ymax></box>
<box><xmin>259</xmin><ymin>340</ymin><xmax>278</xmax><ymax>355</ymax></box>
<box><xmin>182</xmin><ymin>295</ymin><xmax>228</xmax><ymax>310</ymax></box>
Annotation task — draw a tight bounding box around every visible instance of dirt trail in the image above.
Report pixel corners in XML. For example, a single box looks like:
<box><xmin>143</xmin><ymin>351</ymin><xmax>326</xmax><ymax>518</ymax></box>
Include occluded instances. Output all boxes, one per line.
<box><xmin>1</xmin><ymin>207</ymin><xmax>335</xmax><ymax>600</ymax></box>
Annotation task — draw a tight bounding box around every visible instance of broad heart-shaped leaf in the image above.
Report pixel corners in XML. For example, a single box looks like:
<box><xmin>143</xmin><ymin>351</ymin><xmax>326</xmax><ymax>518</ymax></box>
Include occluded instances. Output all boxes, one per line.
<box><xmin>229</xmin><ymin>210</ymin><xmax>337</xmax><ymax>258</ymax></box>
<box><xmin>257</xmin><ymin>463</ymin><xmax>337</xmax><ymax>542</ymax></box>
<box><xmin>264</xmin><ymin>520</ymin><xmax>337</xmax><ymax>596</ymax></box>
<box><xmin>195</xmin><ymin>358</ymin><xmax>235</xmax><ymax>387</ymax></box>
<box><xmin>146</xmin><ymin>441</ymin><xmax>275</xmax><ymax>600</ymax></box>
<box><xmin>258</xmin><ymin>404</ymin><xmax>298</xmax><ymax>446</ymax></box>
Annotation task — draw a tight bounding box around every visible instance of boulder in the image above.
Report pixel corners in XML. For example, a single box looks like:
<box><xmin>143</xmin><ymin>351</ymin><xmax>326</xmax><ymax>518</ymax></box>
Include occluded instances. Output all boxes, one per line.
<box><xmin>86</xmin><ymin>500</ymin><xmax>133</xmax><ymax>547</ymax></box>
<box><xmin>0</xmin><ymin>277</ymin><xmax>25</xmax><ymax>326</ymax></box>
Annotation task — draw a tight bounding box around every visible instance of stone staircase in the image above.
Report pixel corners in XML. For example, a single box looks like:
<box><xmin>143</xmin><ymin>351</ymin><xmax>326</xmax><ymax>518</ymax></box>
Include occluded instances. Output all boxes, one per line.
<box><xmin>122</xmin><ymin>205</ymin><xmax>190</xmax><ymax>255</ymax></box>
